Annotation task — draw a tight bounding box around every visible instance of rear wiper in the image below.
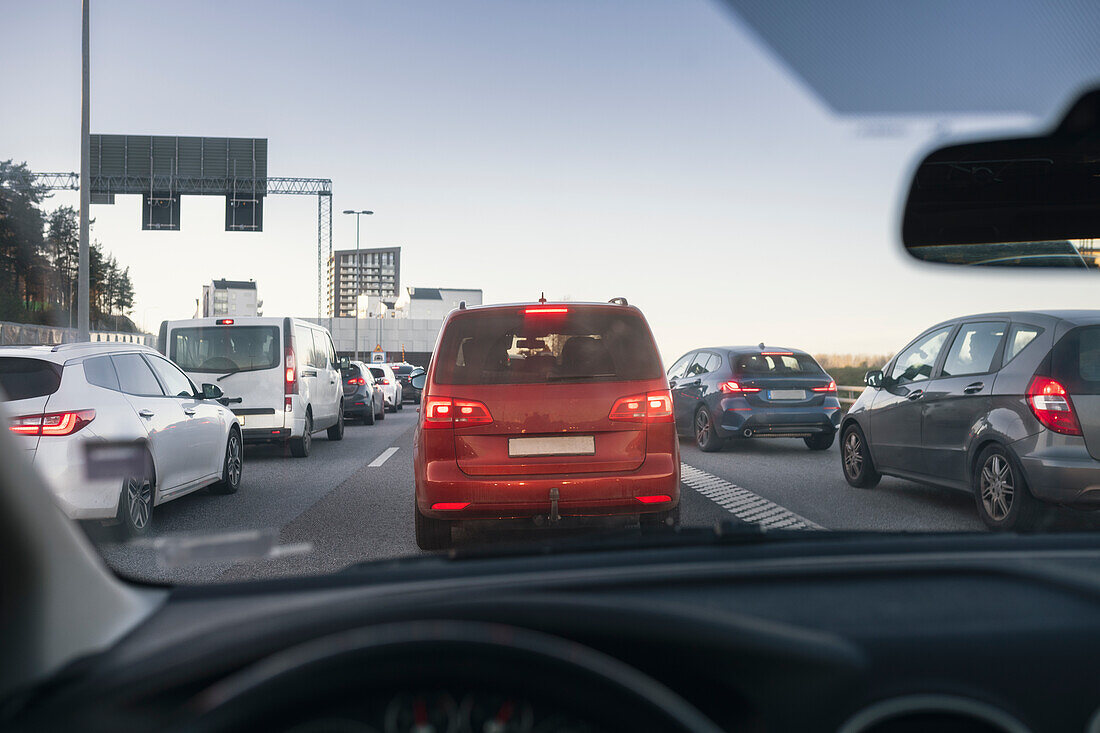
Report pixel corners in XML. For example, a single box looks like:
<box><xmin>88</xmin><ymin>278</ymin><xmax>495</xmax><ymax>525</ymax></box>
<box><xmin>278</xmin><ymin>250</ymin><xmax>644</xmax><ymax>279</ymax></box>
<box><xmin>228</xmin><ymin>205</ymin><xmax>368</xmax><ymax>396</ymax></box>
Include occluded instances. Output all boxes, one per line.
<box><xmin>216</xmin><ymin>370</ymin><xmax>241</xmax><ymax>381</ymax></box>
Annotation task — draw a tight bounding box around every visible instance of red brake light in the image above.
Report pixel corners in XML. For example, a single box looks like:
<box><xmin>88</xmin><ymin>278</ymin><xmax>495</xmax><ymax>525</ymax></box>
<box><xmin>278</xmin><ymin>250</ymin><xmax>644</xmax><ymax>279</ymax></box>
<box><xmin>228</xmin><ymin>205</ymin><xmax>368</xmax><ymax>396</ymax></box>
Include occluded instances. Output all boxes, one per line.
<box><xmin>380</xmin><ymin>378</ymin><xmax>390</xmax><ymax>385</ymax></box>
<box><xmin>9</xmin><ymin>410</ymin><xmax>95</xmax><ymax>437</ymax></box>
<box><xmin>719</xmin><ymin>381</ymin><xmax>761</xmax><ymax>394</ymax></box>
<box><xmin>284</xmin><ymin>345</ymin><xmax>298</xmax><ymax>395</ymax></box>
<box><xmin>217</xmin><ymin>318</ymin><xmax>234</xmax><ymax>325</ymax></box>
<box><xmin>432</xmin><ymin>502</ymin><xmax>470</xmax><ymax>511</ymax></box>
<box><xmin>524</xmin><ymin>307</ymin><xmax>568</xmax><ymax>314</ymax></box>
<box><xmin>635</xmin><ymin>495</ymin><xmax>672</xmax><ymax>504</ymax></box>
<box><xmin>609</xmin><ymin>391</ymin><xmax>674</xmax><ymax>423</ymax></box>
<box><xmin>347</xmin><ymin>377</ymin><xmax>365</xmax><ymax>386</ymax></box>
<box><xmin>422</xmin><ymin>397</ymin><xmax>493</xmax><ymax>429</ymax></box>
<box><xmin>811</xmin><ymin>380</ymin><xmax>837</xmax><ymax>393</ymax></box>
<box><xmin>1027</xmin><ymin>376</ymin><xmax>1082</xmax><ymax>435</ymax></box>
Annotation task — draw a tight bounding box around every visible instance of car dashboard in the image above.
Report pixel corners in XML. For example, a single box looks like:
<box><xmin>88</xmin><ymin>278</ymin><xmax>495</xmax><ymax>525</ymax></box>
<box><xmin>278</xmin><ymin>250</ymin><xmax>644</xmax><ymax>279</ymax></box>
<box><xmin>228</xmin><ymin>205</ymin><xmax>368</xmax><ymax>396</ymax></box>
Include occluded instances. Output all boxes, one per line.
<box><xmin>7</xmin><ymin>532</ymin><xmax>1100</xmax><ymax>733</ymax></box>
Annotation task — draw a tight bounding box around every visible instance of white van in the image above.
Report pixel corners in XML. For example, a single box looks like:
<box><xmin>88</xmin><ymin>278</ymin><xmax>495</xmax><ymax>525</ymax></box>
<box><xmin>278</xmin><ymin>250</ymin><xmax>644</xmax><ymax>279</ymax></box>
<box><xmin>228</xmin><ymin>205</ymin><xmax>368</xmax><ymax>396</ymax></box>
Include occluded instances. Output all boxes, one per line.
<box><xmin>158</xmin><ymin>317</ymin><xmax>344</xmax><ymax>457</ymax></box>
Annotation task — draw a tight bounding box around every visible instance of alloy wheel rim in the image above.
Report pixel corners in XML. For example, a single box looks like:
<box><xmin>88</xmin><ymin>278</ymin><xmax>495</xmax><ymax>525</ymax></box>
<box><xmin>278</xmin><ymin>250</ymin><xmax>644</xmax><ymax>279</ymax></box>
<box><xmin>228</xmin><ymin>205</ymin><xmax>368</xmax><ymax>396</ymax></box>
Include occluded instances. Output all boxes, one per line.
<box><xmin>127</xmin><ymin>476</ymin><xmax>150</xmax><ymax>529</ymax></box>
<box><xmin>844</xmin><ymin>432</ymin><xmax>863</xmax><ymax>479</ymax></box>
<box><xmin>696</xmin><ymin>411</ymin><xmax>711</xmax><ymax>445</ymax></box>
<box><xmin>227</xmin><ymin>435</ymin><xmax>242</xmax><ymax>485</ymax></box>
<box><xmin>980</xmin><ymin>454</ymin><xmax>1015</xmax><ymax>521</ymax></box>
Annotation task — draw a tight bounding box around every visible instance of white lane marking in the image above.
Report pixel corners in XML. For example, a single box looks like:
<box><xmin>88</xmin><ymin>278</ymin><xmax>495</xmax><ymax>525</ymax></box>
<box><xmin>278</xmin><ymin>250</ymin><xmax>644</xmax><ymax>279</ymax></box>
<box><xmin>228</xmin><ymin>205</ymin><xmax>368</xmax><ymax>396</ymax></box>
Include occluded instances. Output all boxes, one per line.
<box><xmin>681</xmin><ymin>463</ymin><xmax>824</xmax><ymax>530</ymax></box>
<box><xmin>368</xmin><ymin>447</ymin><xmax>400</xmax><ymax>467</ymax></box>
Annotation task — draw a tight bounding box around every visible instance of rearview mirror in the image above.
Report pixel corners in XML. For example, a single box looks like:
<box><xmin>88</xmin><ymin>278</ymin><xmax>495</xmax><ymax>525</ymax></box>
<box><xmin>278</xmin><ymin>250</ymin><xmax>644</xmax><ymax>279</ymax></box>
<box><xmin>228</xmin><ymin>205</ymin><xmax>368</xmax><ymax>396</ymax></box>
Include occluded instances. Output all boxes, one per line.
<box><xmin>410</xmin><ymin>373</ymin><xmax>426</xmax><ymax>391</ymax></box>
<box><xmin>902</xmin><ymin>88</ymin><xmax>1100</xmax><ymax>269</ymax></box>
<box><xmin>864</xmin><ymin>370</ymin><xmax>884</xmax><ymax>389</ymax></box>
<box><xmin>201</xmin><ymin>383</ymin><xmax>224</xmax><ymax>400</ymax></box>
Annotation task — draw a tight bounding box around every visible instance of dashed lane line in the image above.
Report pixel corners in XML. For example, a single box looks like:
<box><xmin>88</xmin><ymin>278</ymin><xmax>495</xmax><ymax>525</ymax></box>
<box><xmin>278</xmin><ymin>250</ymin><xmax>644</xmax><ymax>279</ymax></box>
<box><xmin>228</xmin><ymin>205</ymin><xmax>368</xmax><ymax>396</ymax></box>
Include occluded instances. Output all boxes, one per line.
<box><xmin>368</xmin><ymin>447</ymin><xmax>400</xmax><ymax>467</ymax></box>
<box><xmin>681</xmin><ymin>463</ymin><xmax>824</xmax><ymax>530</ymax></box>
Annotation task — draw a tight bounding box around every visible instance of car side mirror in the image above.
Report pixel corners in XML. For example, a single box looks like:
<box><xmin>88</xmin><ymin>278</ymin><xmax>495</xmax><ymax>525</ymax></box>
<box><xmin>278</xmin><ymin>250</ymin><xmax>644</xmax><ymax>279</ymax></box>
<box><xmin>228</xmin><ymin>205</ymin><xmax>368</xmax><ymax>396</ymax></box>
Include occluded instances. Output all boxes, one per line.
<box><xmin>410</xmin><ymin>373</ymin><xmax>427</xmax><ymax>391</ymax></box>
<box><xmin>201</xmin><ymin>383</ymin><xmax>224</xmax><ymax>400</ymax></box>
<box><xmin>339</xmin><ymin>356</ymin><xmax>350</xmax><ymax>370</ymax></box>
<box><xmin>864</xmin><ymin>370</ymin><xmax>884</xmax><ymax>389</ymax></box>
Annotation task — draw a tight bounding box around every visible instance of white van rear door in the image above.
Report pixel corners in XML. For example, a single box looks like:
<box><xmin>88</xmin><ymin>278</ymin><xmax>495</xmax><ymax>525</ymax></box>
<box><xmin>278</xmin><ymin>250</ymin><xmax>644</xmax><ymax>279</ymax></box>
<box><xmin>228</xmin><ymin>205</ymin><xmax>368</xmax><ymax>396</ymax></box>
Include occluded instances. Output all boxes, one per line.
<box><xmin>167</xmin><ymin>323</ymin><xmax>284</xmax><ymax>430</ymax></box>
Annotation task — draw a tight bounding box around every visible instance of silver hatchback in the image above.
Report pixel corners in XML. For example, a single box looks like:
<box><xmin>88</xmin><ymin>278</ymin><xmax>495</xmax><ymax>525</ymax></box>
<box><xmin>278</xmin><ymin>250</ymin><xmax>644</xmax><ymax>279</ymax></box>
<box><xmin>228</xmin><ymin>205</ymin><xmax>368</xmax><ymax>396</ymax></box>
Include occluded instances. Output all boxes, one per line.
<box><xmin>841</xmin><ymin>310</ymin><xmax>1100</xmax><ymax>530</ymax></box>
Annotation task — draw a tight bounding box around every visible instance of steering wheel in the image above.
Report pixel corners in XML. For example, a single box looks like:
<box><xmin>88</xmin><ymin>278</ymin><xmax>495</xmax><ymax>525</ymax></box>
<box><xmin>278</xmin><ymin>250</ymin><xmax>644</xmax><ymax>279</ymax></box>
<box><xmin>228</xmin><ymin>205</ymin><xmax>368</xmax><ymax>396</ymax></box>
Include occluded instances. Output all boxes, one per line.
<box><xmin>182</xmin><ymin>621</ymin><xmax>722</xmax><ymax>733</ymax></box>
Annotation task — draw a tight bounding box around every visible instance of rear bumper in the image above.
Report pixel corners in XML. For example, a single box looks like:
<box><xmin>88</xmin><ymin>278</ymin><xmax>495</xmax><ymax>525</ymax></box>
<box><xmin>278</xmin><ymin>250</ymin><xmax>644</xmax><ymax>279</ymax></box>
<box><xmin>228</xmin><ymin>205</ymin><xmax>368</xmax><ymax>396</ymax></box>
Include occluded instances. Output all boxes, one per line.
<box><xmin>242</xmin><ymin>427</ymin><xmax>292</xmax><ymax>443</ymax></box>
<box><xmin>32</xmin><ymin>433</ymin><xmax>121</xmax><ymax>520</ymax></box>
<box><xmin>1015</xmin><ymin>434</ymin><xmax>1100</xmax><ymax>507</ymax></box>
<box><xmin>416</xmin><ymin>453</ymin><xmax>680</xmax><ymax>520</ymax></box>
<box><xmin>717</xmin><ymin>398</ymin><xmax>842</xmax><ymax>437</ymax></box>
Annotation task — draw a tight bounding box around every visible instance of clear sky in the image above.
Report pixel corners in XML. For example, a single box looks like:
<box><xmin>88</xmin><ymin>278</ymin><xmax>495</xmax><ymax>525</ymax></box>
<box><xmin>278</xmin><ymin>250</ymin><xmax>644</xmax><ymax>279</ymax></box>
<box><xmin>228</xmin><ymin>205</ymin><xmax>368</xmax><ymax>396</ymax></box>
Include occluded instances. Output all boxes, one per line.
<box><xmin>5</xmin><ymin>0</ymin><xmax>1098</xmax><ymax>363</ymax></box>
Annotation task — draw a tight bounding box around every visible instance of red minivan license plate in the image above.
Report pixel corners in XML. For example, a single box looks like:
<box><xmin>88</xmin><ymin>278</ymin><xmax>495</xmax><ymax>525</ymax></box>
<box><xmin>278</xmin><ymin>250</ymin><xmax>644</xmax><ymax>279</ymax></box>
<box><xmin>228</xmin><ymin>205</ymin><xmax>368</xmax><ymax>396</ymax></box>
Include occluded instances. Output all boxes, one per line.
<box><xmin>508</xmin><ymin>436</ymin><xmax>596</xmax><ymax>457</ymax></box>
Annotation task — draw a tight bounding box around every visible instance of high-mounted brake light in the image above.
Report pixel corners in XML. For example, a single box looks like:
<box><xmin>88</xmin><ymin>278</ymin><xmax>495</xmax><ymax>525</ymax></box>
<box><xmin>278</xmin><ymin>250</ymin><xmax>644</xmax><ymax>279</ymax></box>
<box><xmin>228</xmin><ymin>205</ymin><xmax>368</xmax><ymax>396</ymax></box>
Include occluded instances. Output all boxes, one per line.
<box><xmin>609</xmin><ymin>391</ymin><xmax>674</xmax><ymax>423</ymax></box>
<box><xmin>1027</xmin><ymin>376</ymin><xmax>1082</xmax><ymax>435</ymax></box>
<box><xmin>811</xmin><ymin>380</ymin><xmax>837</xmax><ymax>393</ymax></box>
<box><xmin>422</xmin><ymin>397</ymin><xmax>493</xmax><ymax>429</ymax></box>
<box><xmin>524</xmin><ymin>307</ymin><xmax>568</xmax><ymax>314</ymax></box>
<box><xmin>9</xmin><ymin>409</ymin><xmax>95</xmax><ymax>437</ymax></box>
<box><xmin>217</xmin><ymin>318</ymin><xmax>235</xmax><ymax>325</ymax></box>
<box><xmin>761</xmin><ymin>351</ymin><xmax>793</xmax><ymax>356</ymax></box>
<box><xmin>719</xmin><ymin>381</ymin><xmax>761</xmax><ymax>394</ymax></box>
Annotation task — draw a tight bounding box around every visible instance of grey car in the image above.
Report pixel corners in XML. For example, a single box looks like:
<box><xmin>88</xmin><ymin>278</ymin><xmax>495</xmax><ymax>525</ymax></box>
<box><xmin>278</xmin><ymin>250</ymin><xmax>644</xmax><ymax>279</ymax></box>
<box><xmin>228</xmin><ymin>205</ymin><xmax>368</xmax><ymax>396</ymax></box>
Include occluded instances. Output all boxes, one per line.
<box><xmin>841</xmin><ymin>310</ymin><xmax>1100</xmax><ymax>530</ymax></box>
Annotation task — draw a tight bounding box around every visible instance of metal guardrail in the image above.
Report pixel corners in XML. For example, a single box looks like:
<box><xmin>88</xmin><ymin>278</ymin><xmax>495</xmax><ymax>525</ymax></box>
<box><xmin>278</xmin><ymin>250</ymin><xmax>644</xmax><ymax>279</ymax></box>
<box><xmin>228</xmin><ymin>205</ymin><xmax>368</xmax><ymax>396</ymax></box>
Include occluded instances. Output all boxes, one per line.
<box><xmin>837</xmin><ymin>385</ymin><xmax>865</xmax><ymax>409</ymax></box>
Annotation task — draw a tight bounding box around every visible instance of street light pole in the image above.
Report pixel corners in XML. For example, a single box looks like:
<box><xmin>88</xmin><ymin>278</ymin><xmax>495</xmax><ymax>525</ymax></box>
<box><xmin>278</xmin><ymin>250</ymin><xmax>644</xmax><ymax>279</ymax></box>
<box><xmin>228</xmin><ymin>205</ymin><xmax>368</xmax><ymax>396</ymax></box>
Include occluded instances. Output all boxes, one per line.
<box><xmin>341</xmin><ymin>210</ymin><xmax>373</xmax><ymax>361</ymax></box>
<box><xmin>77</xmin><ymin>0</ymin><xmax>90</xmax><ymax>342</ymax></box>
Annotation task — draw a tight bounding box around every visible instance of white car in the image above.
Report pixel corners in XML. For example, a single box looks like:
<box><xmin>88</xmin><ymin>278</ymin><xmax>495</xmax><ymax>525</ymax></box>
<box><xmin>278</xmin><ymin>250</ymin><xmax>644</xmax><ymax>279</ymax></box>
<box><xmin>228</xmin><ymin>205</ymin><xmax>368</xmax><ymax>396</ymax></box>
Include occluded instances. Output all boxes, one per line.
<box><xmin>0</xmin><ymin>343</ymin><xmax>242</xmax><ymax>536</ymax></box>
<box><xmin>368</xmin><ymin>363</ymin><xmax>403</xmax><ymax>412</ymax></box>
<box><xmin>159</xmin><ymin>317</ymin><xmax>344</xmax><ymax>457</ymax></box>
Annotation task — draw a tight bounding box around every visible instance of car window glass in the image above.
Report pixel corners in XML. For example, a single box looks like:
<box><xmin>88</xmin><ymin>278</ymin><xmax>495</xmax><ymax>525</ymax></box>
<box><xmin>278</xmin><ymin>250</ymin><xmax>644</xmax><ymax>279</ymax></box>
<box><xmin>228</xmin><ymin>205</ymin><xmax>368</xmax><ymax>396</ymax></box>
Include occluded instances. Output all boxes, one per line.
<box><xmin>325</xmin><ymin>333</ymin><xmax>337</xmax><ymax>368</ymax></box>
<box><xmin>309</xmin><ymin>330</ymin><xmax>328</xmax><ymax>369</ymax></box>
<box><xmin>1004</xmin><ymin>325</ymin><xmax>1042</xmax><ymax>364</ymax></box>
<box><xmin>369</xmin><ymin>367</ymin><xmax>385</xmax><ymax>381</ymax></box>
<box><xmin>889</xmin><ymin>327</ymin><xmax>953</xmax><ymax>385</ymax></box>
<box><xmin>734</xmin><ymin>353</ymin><xmax>824</xmax><ymax>374</ymax></box>
<box><xmin>169</xmin><ymin>326</ymin><xmax>279</xmax><ymax>373</ymax></box>
<box><xmin>0</xmin><ymin>358</ymin><xmax>62</xmax><ymax>400</ymax></box>
<box><xmin>83</xmin><ymin>356</ymin><xmax>120</xmax><ymax>391</ymax></box>
<box><xmin>704</xmin><ymin>353</ymin><xmax>721</xmax><ymax>372</ymax></box>
<box><xmin>667</xmin><ymin>352</ymin><xmax>694</xmax><ymax>380</ymax></box>
<box><xmin>147</xmin><ymin>356</ymin><xmax>197</xmax><ymax>398</ymax></box>
<box><xmin>685</xmin><ymin>353</ymin><xmax>710</xmax><ymax>377</ymax></box>
<box><xmin>112</xmin><ymin>353</ymin><xmax>165</xmax><ymax>396</ymax></box>
<box><xmin>941</xmin><ymin>322</ymin><xmax>1006</xmax><ymax>377</ymax></box>
<box><xmin>293</xmin><ymin>325</ymin><xmax>318</xmax><ymax>369</ymax></box>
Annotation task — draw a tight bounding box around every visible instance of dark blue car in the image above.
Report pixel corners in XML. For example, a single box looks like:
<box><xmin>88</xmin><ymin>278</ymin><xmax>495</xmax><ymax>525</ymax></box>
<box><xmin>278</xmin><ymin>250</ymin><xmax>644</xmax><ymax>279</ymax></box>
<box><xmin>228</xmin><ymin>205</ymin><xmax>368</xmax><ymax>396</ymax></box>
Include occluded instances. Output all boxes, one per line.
<box><xmin>667</xmin><ymin>345</ymin><xmax>842</xmax><ymax>452</ymax></box>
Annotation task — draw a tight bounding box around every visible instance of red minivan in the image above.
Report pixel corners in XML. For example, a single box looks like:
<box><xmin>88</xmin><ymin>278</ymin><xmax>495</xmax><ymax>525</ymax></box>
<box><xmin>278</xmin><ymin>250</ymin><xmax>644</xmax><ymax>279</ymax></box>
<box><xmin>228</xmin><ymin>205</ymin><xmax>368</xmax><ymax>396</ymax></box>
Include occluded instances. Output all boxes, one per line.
<box><xmin>413</xmin><ymin>301</ymin><xmax>680</xmax><ymax>549</ymax></box>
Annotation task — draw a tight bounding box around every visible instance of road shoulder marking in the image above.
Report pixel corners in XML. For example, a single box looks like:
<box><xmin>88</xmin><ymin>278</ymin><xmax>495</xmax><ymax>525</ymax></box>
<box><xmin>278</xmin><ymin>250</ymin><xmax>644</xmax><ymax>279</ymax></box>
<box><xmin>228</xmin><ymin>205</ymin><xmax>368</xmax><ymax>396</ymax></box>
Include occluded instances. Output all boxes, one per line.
<box><xmin>681</xmin><ymin>463</ymin><xmax>823</xmax><ymax>530</ymax></box>
<box><xmin>368</xmin><ymin>447</ymin><xmax>400</xmax><ymax>467</ymax></box>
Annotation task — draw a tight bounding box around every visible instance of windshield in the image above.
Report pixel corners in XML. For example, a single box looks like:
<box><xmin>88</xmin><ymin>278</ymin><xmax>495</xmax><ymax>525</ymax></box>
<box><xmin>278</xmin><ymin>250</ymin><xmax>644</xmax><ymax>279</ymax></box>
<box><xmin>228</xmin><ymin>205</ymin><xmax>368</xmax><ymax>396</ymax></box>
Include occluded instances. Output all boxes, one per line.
<box><xmin>170</xmin><ymin>326</ymin><xmax>280</xmax><ymax>373</ymax></box>
<box><xmin>4</xmin><ymin>1</ymin><xmax>1100</xmax><ymax>586</ymax></box>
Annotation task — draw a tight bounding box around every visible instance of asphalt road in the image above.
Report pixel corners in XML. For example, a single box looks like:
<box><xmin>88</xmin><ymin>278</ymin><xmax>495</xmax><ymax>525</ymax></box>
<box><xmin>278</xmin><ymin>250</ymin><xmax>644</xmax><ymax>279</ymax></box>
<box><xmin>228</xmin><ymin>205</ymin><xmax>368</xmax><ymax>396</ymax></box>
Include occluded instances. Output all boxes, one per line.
<box><xmin>91</xmin><ymin>409</ymin><xmax>1100</xmax><ymax>584</ymax></box>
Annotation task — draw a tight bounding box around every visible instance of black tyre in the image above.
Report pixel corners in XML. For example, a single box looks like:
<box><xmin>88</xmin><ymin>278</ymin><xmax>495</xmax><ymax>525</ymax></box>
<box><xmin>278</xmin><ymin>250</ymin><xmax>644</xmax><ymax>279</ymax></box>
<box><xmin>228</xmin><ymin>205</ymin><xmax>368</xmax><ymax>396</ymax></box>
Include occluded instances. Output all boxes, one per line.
<box><xmin>694</xmin><ymin>407</ymin><xmax>724</xmax><ymax>452</ymax></box>
<box><xmin>396</xmin><ymin>392</ymin><xmax>403</xmax><ymax>411</ymax></box>
<box><xmin>210</xmin><ymin>429</ymin><xmax>243</xmax><ymax>495</ymax></box>
<box><xmin>640</xmin><ymin>504</ymin><xmax>681</xmax><ymax>532</ymax></box>
<box><xmin>363</xmin><ymin>403</ymin><xmax>376</xmax><ymax>425</ymax></box>
<box><xmin>327</xmin><ymin>406</ymin><xmax>345</xmax><ymax>441</ymax></box>
<box><xmin>804</xmin><ymin>432</ymin><xmax>836</xmax><ymax>451</ymax></box>
<box><xmin>973</xmin><ymin>444</ymin><xmax>1041</xmax><ymax>531</ymax></box>
<box><xmin>115</xmin><ymin>460</ymin><xmax>153</xmax><ymax>539</ymax></box>
<box><xmin>290</xmin><ymin>412</ymin><xmax>312</xmax><ymax>458</ymax></box>
<box><xmin>378</xmin><ymin>398</ymin><xmax>386</xmax><ymax>420</ymax></box>
<box><xmin>415</xmin><ymin>502</ymin><xmax>452</xmax><ymax>551</ymax></box>
<box><xmin>841</xmin><ymin>423</ymin><xmax>880</xmax><ymax>488</ymax></box>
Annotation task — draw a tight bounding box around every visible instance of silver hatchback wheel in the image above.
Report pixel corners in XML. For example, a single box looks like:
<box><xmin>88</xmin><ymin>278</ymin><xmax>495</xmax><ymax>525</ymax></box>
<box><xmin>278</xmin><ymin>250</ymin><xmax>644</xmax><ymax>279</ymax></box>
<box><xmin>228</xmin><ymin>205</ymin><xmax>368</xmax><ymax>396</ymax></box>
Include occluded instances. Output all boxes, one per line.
<box><xmin>843</xmin><ymin>431</ymin><xmax>863</xmax><ymax>480</ymax></box>
<box><xmin>980</xmin><ymin>453</ymin><xmax>1015</xmax><ymax>521</ymax></box>
<box><xmin>126</xmin><ymin>475</ymin><xmax>151</xmax><ymax>530</ymax></box>
<box><xmin>227</xmin><ymin>433</ymin><xmax>242</xmax><ymax>485</ymax></box>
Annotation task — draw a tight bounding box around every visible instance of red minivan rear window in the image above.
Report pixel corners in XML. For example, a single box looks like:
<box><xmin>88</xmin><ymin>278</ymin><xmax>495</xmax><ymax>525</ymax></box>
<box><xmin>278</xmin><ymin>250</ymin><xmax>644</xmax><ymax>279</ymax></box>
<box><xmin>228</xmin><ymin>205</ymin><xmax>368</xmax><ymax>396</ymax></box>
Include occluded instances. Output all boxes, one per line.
<box><xmin>434</xmin><ymin>308</ymin><xmax>662</xmax><ymax>385</ymax></box>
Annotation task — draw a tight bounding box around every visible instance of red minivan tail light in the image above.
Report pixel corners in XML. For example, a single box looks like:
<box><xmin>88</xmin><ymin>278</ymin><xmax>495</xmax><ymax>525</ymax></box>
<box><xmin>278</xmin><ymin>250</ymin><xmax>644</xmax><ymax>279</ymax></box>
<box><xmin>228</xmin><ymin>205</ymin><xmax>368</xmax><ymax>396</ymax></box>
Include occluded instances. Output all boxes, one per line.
<box><xmin>9</xmin><ymin>409</ymin><xmax>95</xmax><ymax>437</ymax></box>
<box><xmin>609</xmin><ymin>391</ymin><xmax>674</xmax><ymax>423</ymax></box>
<box><xmin>423</xmin><ymin>397</ymin><xmax>493</xmax><ymax>429</ymax></box>
<box><xmin>719</xmin><ymin>381</ymin><xmax>761</xmax><ymax>394</ymax></box>
<box><xmin>284</xmin><ymin>328</ymin><xmax>299</xmax><ymax>395</ymax></box>
<box><xmin>1027</xmin><ymin>376</ymin><xmax>1082</xmax><ymax>435</ymax></box>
